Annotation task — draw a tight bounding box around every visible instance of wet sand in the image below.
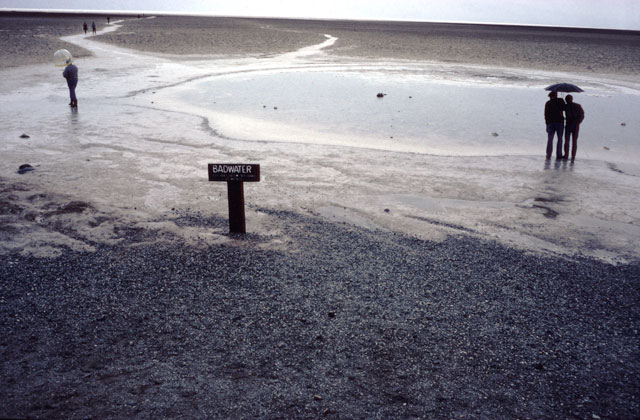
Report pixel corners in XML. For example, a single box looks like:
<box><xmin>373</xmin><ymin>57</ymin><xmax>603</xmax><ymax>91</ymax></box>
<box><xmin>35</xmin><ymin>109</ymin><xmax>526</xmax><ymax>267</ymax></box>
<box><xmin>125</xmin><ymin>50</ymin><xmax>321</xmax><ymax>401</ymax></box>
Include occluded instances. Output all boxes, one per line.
<box><xmin>1</xmin><ymin>13</ymin><xmax>639</xmax><ymax>419</ymax></box>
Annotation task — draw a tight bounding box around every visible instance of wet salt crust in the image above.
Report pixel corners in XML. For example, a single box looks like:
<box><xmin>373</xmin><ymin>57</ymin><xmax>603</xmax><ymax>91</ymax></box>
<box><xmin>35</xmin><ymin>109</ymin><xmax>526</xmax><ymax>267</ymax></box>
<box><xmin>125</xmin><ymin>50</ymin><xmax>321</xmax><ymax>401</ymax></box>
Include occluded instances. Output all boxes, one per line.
<box><xmin>0</xmin><ymin>16</ymin><xmax>638</xmax><ymax>261</ymax></box>
<box><xmin>140</xmin><ymin>17</ymin><xmax>640</xmax><ymax>263</ymax></box>
<box><xmin>1</xmin><ymin>14</ymin><xmax>640</xmax><ymax>419</ymax></box>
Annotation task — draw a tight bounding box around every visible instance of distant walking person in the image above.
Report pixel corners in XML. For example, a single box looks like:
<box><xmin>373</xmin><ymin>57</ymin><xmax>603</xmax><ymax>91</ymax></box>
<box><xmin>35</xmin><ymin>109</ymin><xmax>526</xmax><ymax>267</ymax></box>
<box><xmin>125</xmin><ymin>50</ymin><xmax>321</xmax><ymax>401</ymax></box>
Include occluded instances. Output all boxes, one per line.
<box><xmin>83</xmin><ymin>22</ymin><xmax>88</xmax><ymax>34</ymax></box>
<box><xmin>564</xmin><ymin>95</ymin><xmax>584</xmax><ymax>161</ymax></box>
<box><xmin>92</xmin><ymin>21</ymin><xmax>96</xmax><ymax>34</ymax></box>
<box><xmin>62</xmin><ymin>59</ymin><xmax>78</xmax><ymax>108</ymax></box>
<box><xmin>107</xmin><ymin>16</ymin><xmax>110</xmax><ymax>24</ymax></box>
<box><xmin>544</xmin><ymin>91</ymin><xmax>566</xmax><ymax>159</ymax></box>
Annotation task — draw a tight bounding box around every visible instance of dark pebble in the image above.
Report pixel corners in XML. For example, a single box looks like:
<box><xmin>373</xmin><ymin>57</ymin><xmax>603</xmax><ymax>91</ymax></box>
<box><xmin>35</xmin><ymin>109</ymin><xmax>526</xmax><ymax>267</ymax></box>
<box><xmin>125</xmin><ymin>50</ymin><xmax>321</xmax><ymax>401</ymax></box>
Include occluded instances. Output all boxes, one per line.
<box><xmin>17</xmin><ymin>164</ymin><xmax>35</xmax><ymax>174</ymax></box>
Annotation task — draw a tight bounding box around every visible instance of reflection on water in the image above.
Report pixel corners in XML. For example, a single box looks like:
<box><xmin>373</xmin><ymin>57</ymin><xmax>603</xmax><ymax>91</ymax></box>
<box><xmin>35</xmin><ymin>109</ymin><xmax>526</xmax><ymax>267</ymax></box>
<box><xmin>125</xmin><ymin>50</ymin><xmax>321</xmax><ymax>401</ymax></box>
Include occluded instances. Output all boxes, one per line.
<box><xmin>177</xmin><ymin>68</ymin><xmax>640</xmax><ymax>163</ymax></box>
<box><xmin>68</xmin><ymin>107</ymin><xmax>80</xmax><ymax>134</ymax></box>
<box><xmin>544</xmin><ymin>158</ymin><xmax>575</xmax><ymax>172</ymax></box>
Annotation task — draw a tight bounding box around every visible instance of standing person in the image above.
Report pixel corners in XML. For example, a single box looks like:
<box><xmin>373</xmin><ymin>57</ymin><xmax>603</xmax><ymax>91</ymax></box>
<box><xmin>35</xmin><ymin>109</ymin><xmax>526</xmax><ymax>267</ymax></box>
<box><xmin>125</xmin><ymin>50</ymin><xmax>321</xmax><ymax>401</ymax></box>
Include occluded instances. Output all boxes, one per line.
<box><xmin>83</xmin><ymin>22</ymin><xmax>88</xmax><ymax>34</ymax></box>
<box><xmin>107</xmin><ymin>16</ymin><xmax>110</xmax><ymax>24</ymax></box>
<box><xmin>564</xmin><ymin>95</ymin><xmax>585</xmax><ymax>161</ymax></box>
<box><xmin>62</xmin><ymin>59</ymin><xmax>78</xmax><ymax>108</ymax></box>
<box><xmin>91</xmin><ymin>21</ymin><xmax>96</xmax><ymax>34</ymax></box>
<box><xmin>544</xmin><ymin>91</ymin><xmax>566</xmax><ymax>160</ymax></box>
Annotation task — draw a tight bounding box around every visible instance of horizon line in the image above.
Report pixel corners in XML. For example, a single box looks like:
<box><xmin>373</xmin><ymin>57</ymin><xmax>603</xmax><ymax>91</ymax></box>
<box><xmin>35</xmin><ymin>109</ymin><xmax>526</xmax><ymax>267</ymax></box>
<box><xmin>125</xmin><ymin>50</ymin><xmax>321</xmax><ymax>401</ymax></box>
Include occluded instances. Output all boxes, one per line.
<box><xmin>2</xmin><ymin>7</ymin><xmax>639</xmax><ymax>32</ymax></box>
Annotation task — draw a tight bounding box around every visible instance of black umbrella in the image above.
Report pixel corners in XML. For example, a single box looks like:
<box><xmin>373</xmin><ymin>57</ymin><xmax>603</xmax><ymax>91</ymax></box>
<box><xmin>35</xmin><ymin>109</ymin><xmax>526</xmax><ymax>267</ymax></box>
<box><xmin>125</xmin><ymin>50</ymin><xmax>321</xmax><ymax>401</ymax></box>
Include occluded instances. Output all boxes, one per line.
<box><xmin>545</xmin><ymin>83</ymin><xmax>584</xmax><ymax>93</ymax></box>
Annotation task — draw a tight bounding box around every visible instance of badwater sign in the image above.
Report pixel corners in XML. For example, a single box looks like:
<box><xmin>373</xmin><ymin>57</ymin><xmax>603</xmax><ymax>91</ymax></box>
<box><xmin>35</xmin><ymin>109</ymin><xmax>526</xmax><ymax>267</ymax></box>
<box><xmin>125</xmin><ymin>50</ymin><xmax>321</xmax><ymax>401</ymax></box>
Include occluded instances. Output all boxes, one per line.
<box><xmin>208</xmin><ymin>163</ymin><xmax>261</xmax><ymax>233</ymax></box>
<box><xmin>208</xmin><ymin>163</ymin><xmax>260</xmax><ymax>183</ymax></box>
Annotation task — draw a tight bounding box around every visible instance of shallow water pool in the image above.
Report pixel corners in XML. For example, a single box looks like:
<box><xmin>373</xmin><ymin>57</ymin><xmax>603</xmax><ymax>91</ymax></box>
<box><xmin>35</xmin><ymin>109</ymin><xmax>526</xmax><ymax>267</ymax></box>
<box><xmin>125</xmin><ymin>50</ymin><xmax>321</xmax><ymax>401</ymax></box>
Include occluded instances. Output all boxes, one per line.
<box><xmin>175</xmin><ymin>66</ymin><xmax>640</xmax><ymax>163</ymax></box>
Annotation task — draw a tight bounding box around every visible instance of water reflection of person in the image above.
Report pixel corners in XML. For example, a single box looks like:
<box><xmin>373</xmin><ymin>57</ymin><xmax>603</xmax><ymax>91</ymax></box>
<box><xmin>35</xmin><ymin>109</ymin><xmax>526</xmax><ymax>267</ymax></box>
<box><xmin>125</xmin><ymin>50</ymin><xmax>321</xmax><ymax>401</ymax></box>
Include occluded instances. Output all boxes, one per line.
<box><xmin>544</xmin><ymin>91</ymin><xmax>566</xmax><ymax>160</ymax></box>
<box><xmin>564</xmin><ymin>95</ymin><xmax>584</xmax><ymax>162</ymax></box>
<box><xmin>63</xmin><ymin>59</ymin><xmax>78</xmax><ymax>108</ymax></box>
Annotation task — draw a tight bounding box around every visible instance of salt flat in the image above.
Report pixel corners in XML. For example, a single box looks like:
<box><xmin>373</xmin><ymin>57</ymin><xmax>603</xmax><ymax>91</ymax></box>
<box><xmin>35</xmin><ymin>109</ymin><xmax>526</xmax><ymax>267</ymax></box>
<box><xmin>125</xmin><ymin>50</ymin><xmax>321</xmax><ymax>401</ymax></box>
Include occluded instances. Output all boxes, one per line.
<box><xmin>1</xmin><ymin>16</ymin><xmax>639</xmax><ymax>262</ymax></box>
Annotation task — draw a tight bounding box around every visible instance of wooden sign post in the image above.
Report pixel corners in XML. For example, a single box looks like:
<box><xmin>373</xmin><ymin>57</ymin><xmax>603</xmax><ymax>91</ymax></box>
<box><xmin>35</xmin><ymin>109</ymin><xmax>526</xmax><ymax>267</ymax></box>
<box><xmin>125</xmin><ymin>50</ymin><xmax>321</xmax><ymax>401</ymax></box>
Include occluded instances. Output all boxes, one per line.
<box><xmin>208</xmin><ymin>163</ymin><xmax>261</xmax><ymax>233</ymax></box>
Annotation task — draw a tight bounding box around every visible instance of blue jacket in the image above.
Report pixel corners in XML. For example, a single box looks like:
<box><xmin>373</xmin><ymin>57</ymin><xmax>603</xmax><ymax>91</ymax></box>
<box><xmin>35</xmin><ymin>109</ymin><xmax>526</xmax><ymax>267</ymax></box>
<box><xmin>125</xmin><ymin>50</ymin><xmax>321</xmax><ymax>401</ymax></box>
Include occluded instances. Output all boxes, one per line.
<box><xmin>63</xmin><ymin>64</ymin><xmax>78</xmax><ymax>83</ymax></box>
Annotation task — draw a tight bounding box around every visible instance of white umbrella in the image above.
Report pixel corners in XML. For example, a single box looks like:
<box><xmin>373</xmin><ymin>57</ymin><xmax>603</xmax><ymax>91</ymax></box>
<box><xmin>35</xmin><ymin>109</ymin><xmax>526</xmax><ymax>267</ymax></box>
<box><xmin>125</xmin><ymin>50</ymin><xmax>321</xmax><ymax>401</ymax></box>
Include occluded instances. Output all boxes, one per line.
<box><xmin>53</xmin><ymin>49</ymin><xmax>73</xmax><ymax>67</ymax></box>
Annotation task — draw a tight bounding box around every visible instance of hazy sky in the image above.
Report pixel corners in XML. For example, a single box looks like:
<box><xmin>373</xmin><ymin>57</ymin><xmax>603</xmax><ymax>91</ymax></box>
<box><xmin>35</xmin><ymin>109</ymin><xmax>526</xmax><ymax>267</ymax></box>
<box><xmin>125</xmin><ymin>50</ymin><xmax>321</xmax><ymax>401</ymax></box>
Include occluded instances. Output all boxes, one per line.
<box><xmin>1</xmin><ymin>0</ymin><xmax>639</xmax><ymax>30</ymax></box>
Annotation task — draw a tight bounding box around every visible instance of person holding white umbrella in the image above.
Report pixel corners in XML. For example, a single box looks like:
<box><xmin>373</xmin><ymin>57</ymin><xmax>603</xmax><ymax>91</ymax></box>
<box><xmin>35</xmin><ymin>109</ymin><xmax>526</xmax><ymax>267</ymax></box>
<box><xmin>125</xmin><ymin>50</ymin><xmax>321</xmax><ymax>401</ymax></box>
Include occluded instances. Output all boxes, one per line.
<box><xmin>53</xmin><ymin>49</ymin><xmax>78</xmax><ymax>108</ymax></box>
<box><xmin>62</xmin><ymin>56</ymin><xmax>78</xmax><ymax>108</ymax></box>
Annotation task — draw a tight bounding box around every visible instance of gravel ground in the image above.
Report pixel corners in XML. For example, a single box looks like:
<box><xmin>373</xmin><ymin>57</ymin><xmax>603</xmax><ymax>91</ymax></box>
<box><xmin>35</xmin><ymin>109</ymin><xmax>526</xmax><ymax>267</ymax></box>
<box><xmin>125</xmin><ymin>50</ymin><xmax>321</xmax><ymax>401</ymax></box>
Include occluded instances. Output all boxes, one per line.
<box><xmin>94</xmin><ymin>15</ymin><xmax>640</xmax><ymax>74</ymax></box>
<box><xmin>3</xmin><ymin>12</ymin><xmax>639</xmax><ymax>74</ymax></box>
<box><xmin>0</xmin><ymin>12</ymin><xmax>114</xmax><ymax>69</ymax></box>
<box><xmin>92</xmin><ymin>15</ymin><xmax>326</xmax><ymax>58</ymax></box>
<box><xmin>1</xmin><ymin>209</ymin><xmax>639</xmax><ymax>419</ymax></box>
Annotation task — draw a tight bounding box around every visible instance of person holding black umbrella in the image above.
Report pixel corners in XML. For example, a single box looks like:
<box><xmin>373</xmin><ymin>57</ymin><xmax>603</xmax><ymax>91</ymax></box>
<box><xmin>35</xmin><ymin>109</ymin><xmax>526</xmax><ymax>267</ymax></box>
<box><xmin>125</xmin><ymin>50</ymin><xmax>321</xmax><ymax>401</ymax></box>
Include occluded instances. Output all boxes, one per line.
<box><xmin>564</xmin><ymin>95</ymin><xmax>585</xmax><ymax>161</ymax></box>
<box><xmin>544</xmin><ymin>91</ymin><xmax>566</xmax><ymax>160</ymax></box>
